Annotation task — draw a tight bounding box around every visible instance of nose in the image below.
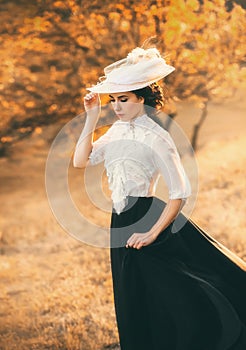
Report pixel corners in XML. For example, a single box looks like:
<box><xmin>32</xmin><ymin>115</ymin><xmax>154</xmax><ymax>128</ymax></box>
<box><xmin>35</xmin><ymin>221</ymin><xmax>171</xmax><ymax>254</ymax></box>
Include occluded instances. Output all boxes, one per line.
<box><xmin>114</xmin><ymin>100</ymin><xmax>121</xmax><ymax>111</ymax></box>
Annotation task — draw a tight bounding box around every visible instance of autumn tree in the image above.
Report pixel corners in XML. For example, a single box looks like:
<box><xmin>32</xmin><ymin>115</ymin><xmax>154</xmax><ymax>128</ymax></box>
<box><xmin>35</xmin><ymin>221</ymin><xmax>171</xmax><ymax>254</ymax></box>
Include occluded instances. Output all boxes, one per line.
<box><xmin>0</xmin><ymin>0</ymin><xmax>245</xmax><ymax>155</ymax></box>
<box><xmin>162</xmin><ymin>0</ymin><xmax>246</xmax><ymax>148</ymax></box>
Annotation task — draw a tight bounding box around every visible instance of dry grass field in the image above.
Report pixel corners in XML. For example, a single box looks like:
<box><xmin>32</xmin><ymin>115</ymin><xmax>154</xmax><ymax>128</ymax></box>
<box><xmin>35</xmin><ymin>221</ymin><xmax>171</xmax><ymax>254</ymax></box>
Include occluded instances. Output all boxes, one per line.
<box><xmin>0</xmin><ymin>93</ymin><xmax>246</xmax><ymax>349</ymax></box>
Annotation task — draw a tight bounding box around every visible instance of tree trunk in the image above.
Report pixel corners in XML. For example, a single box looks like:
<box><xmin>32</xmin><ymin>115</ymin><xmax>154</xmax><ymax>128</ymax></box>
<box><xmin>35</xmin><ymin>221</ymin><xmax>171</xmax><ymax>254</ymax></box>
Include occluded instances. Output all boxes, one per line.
<box><xmin>191</xmin><ymin>100</ymin><xmax>208</xmax><ymax>151</ymax></box>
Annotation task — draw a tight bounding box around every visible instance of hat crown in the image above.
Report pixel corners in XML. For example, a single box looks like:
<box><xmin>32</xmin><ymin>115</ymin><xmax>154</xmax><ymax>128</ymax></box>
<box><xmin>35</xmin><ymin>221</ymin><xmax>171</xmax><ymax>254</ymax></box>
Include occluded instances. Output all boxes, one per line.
<box><xmin>104</xmin><ymin>47</ymin><xmax>164</xmax><ymax>75</ymax></box>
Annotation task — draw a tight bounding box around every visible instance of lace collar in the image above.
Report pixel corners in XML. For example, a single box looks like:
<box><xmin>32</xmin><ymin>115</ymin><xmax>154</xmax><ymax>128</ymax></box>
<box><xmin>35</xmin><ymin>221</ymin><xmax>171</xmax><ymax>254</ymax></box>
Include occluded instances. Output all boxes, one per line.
<box><xmin>114</xmin><ymin>113</ymin><xmax>149</xmax><ymax>126</ymax></box>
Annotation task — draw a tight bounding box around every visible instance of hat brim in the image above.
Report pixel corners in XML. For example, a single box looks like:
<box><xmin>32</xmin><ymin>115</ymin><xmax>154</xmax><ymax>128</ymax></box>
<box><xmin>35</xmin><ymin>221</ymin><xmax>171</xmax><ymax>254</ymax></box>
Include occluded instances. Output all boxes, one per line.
<box><xmin>87</xmin><ymin>67</ymin><xmax>175</xmax><ymax>94</ymax></box>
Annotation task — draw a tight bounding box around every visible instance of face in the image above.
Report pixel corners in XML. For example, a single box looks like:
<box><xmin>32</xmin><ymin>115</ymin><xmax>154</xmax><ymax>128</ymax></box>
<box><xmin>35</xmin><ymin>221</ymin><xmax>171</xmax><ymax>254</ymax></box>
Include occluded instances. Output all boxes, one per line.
<box><xmin>109</xmin><ymin>92</ymin><xmax>145</xmax><ymax>122</ymax></box>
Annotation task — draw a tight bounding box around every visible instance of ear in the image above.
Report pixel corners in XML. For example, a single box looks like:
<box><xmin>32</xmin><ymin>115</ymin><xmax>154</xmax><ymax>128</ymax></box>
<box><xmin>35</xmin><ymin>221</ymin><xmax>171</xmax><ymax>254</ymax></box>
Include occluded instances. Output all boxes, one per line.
<box><xmin>138</xmin><ymin>96</ymin><xmax>145</xmax><ymax>104</ymax></box>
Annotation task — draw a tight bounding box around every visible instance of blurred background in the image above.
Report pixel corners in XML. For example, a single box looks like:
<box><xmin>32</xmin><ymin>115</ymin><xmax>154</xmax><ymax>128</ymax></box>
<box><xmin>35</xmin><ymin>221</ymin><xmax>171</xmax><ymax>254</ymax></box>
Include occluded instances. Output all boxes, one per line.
<box><xmin>0</xmin><ymin>0</ymin><xmax>246</xmax><ymax>349</ymax></box>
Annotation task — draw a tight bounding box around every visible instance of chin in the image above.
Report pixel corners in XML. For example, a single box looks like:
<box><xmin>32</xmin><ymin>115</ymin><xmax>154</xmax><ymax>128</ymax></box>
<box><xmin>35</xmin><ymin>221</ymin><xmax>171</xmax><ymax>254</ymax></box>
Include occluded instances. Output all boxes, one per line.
<box><xmin>117</xmin><ymin>115</ymin><xmax>128</xmax><ymax>121</ymax></box>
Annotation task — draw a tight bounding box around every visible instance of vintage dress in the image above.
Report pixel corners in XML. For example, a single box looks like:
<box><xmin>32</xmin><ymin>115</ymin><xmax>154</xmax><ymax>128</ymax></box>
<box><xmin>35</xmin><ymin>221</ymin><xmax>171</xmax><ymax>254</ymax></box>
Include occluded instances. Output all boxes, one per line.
<box><xmin>89</xmin><ymin>114</ymin><xmax>246</xmax><ymax>350</ymax></box>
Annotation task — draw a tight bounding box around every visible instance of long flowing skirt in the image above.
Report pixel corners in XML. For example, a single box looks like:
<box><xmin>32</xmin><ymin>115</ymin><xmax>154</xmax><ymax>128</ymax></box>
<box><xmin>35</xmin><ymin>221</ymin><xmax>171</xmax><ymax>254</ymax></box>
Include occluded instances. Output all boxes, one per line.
<box><xmin>110</xmin><ymin>196</ymin><xmax>246</xmax><ymax>350</ymax></box>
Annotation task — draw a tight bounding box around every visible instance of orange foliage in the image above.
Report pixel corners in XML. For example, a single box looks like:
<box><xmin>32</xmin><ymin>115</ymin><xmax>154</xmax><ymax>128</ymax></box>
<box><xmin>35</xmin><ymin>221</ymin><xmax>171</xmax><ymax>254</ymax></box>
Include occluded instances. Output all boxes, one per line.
<box><xmin>0</xmin><ymin>0</ymin><xmax>245</xmax><ymax>155</ymax></box>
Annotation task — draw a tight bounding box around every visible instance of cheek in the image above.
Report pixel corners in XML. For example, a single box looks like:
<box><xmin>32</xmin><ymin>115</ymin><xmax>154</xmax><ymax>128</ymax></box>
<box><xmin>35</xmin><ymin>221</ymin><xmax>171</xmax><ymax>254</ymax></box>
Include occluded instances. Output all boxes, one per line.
<box><xmin>120</xmin><ymin>103</ymin><xmax>131</xmax><ymax>113</ymax></box>
<box><xmin>122</xmin><ymin>102</ymin><xmax>140</xmax><ymax>114</ymax></box>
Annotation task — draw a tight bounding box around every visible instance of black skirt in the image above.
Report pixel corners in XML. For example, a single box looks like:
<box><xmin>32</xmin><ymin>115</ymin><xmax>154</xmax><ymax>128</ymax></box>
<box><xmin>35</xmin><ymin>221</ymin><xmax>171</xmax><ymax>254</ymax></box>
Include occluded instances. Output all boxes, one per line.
<box><xmin>110</xmin><ymin>196</ymin><xmax>246</xmax><ymax>350</ymax></box>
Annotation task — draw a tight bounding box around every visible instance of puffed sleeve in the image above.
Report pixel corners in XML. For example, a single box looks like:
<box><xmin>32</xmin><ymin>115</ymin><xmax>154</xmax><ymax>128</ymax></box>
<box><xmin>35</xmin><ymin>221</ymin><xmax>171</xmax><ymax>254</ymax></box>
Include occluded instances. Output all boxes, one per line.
<box><xmin>152</xmin><ymin>130</ymin><xmax>191</xmax><ymax>199</ymax></box>
<box><xmin>88</xmin><ymin>127</ymin><xmax>112</xmax><ymax>165</ymax></box>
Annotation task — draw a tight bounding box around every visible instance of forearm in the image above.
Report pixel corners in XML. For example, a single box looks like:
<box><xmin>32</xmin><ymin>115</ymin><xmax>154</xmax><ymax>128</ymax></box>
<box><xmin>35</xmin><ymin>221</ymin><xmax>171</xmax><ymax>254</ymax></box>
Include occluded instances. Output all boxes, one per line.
<box><xmin>126</xmin><ymin>198</ymin><xmax>184</xmax><ymax>249</ymax></box>
<box><xmin>73</xmin><ymin>117</ymin><xmax>97</xmax><ymax>168</ymax></box>
<box><xmin>149</xmin><ymin>198</ymin><xmax>184</xmax><ymax>238</ymax></box>
<box><xmin>73</xmin><ymin>92</ymin><xmax>101</xmax><ymax>168</ymax></box>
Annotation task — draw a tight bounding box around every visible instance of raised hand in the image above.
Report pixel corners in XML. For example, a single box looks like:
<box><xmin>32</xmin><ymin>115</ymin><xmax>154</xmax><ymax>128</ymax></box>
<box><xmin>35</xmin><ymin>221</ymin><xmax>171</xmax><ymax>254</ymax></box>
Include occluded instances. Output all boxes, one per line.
<box><xmin>84</xmin><ymin>92</ymin><xmax>101</xmax><ymax>121</ymax></box>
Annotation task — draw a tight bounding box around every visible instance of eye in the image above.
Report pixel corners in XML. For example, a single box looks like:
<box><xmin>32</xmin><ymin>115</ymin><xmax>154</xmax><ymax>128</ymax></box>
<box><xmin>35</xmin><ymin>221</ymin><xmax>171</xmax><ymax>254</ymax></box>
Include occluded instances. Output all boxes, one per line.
<box><xmin>109</xmin><ymin>97</ymin><xmax>128</xmax><ymax>103</ymax></box>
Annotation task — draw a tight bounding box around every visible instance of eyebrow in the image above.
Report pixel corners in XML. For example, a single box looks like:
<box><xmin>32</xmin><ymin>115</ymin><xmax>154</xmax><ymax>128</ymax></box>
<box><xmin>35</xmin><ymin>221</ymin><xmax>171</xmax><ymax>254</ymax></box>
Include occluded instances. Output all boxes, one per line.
<box><xmin>109</xmin><ymin>95</ymin><xmax>129</xmax><ymax>99</ymax></box>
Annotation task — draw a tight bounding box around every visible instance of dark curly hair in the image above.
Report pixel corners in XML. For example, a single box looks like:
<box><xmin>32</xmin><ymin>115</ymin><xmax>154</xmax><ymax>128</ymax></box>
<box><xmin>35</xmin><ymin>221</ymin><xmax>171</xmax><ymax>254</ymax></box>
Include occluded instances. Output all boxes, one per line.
<box><xmin>131</xmin><ymin>82</ymin><xmax>168</xmax><ymax>117</ymax></box>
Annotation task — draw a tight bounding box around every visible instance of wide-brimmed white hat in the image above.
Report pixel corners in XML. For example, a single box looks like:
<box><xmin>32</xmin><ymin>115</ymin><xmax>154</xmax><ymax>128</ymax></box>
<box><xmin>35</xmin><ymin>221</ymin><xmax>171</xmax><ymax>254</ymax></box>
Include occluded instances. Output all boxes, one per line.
<box><xmin>87</xmin><ymin>47</ymin><xmax>175</xmax><ymax>94</ymax></box>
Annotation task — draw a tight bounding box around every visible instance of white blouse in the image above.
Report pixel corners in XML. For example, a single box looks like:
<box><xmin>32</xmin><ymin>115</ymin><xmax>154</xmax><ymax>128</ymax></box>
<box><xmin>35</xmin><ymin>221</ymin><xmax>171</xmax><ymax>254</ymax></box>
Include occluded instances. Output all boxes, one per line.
<box><xmin>89</xmin><ymin>114</ymin><xmax>191</xmax><ymax>214</ymax></box>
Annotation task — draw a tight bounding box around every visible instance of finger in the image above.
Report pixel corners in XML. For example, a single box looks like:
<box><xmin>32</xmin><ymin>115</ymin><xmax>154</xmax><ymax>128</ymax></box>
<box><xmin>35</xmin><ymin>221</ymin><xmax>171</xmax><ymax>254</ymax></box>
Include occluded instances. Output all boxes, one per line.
<box><xmin>84</xmin><ymin>96</ymin><xmax>92</xmax><ymax>102</ymax></box>
<box><xmin>84</xmin><ymin>92</ymin><xmax>96</xmax><ymax>101</ymax></box>
<box><xmin>128</xmin><ymin>233</ymin><xmax>146</xmax><ymax>248</ymax></box>
<box><xmin>126</xmin><ymin>234</ymin><xmax>137</xmax><ymax>246</ymax></box>
<box><xmin>135</xmin><ymin>241</ymin><xmax>144</xmax><ymax>250</ymax></box>
<box><xmin>135</xmin><ymin>236</ymin><xmax>151</xmax><ymax>248</ymax></box>
<box><xmin>133</xmin><ymin>238</ymin><xmax>143</xmax><ymax>249</ymax></box>
<box><xmin>128</xmin><ymin>238</ymin><xmax>138</xmax><ymax>248</ymax></box>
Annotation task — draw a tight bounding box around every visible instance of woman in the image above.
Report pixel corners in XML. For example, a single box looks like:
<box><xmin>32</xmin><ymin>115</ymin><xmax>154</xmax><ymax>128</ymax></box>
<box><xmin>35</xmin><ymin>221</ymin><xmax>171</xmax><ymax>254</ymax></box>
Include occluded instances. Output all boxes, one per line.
<box><xmin>73</xmin><ymin>47</ymin><xmax>246</xmax><ymax>350</ymax></box>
